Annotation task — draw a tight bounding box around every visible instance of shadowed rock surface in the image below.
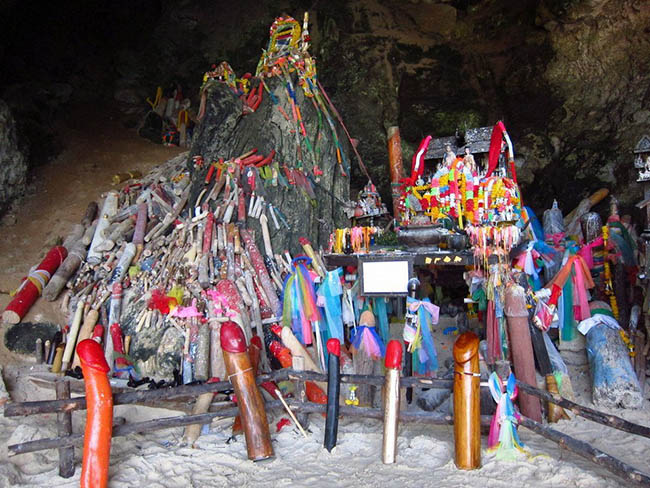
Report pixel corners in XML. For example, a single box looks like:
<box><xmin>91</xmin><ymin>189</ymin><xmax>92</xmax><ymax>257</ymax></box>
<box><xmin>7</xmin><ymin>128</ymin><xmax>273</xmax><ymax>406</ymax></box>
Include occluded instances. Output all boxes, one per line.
<box><xmin>0</xmin><ymin>101</ymin><xmax>27</xmax><ymax>216</ymax></box>
<box><xmin>1</xmin><ymin>1</ymin><xmax>649</xmax><ymax>216</ymax></box>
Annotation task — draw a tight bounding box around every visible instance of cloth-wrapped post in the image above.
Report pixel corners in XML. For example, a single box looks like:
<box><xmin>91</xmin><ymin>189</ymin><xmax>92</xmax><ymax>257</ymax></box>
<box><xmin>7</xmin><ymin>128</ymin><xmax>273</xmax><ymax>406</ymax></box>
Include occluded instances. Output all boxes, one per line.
<box><xmin>221</xmin><ymin>321</ymin><xmax>273</xmax><ymax>461</ymax></box>
<box><xmin>453</xmin><ymin>331</ymin><xmax>481</xmax><ymax>470</ymax></box>
<box><xmin>77</xmin><ymin>339</ymin><xmax>113</xmax><ymax>488</ymax></box>
<box><xmin>324</xmin><ymin>338</ymin><xmax>340</xmax><ymax>452</ymax></box>
<box><xmin>504</xmin><ymin>284</ymin><xmax>542</xmax><ymax>422</ymax></box>
<box><xmin>382</xmin><ymin>340</ymin><xmax>402</xmax><ymax>464</ymax></box>
<box><xmin>2</xmin><ymin>245</ymin><xmax>67</xmax><ymax>324</ymax></box>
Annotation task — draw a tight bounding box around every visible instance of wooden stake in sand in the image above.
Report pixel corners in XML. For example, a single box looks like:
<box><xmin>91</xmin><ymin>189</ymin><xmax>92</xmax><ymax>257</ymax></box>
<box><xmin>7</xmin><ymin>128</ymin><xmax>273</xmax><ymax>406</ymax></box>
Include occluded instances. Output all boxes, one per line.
<box><xmin>2</xmin><ymin>245</ymin><xmax>67</xmax><ymax>324</ymax></box>
<box><xmin>324</xmin><ymin>339</ymin><xmax>341</xmax><ymax>452</ymax></box>
<box><xmin>55</xmin><ymin>379</ymin><xmax>75</xmax><ymax>478</ymax></box>
<box><xmin>453</xmin><ymin>331</ymin><xmax>481</xmax><ymax>470</ymax></box>
<box><xmin>504</xmin><ymin>284</ymin><xmax>542</xmax><ymax>422</ymax></box>
<box><xmin>232</xmin><ymin>336</ymin><xmax>263</xmax><ymax>437</ymax></box>
<box><xmin>382</xmin><ymin>340</ymin><xmax>402</xmax><ymax>464</ymax></box>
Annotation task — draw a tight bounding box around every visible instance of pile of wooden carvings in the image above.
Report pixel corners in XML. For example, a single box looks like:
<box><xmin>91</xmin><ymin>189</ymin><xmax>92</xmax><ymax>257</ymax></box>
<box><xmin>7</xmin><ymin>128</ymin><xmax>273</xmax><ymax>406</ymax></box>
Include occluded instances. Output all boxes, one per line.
<box><xmin>2</xmin><ymin>151</ymin><xmax>322</xmax><ymax>384</ymax></box>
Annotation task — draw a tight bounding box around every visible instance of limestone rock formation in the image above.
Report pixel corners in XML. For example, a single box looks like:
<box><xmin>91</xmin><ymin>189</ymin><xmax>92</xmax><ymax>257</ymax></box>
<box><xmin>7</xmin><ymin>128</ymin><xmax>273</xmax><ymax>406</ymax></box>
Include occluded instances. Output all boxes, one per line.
<box><xmin>190</xmin><ymin>79</ymin><xmax>349</xmax><ymax>254</ymax></box>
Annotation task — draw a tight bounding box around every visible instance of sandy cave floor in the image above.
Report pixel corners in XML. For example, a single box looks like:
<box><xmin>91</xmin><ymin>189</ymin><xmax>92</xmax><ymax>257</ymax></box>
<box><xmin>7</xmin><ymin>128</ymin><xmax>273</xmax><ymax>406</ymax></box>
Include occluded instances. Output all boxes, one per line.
<box><xmin>1</xmin><ymin>109</ymin><xmax>650</xmax><ymax>487</ymax></box>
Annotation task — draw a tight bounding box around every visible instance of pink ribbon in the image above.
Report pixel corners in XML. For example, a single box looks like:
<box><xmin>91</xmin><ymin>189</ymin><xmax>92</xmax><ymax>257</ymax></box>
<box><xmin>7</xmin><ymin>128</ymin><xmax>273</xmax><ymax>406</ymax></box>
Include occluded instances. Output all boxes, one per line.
<box><xmin>361</xmin><ymin>328</ymin><xmax>382</xmax><ymax>359</ymax></box>
<box><xmin>172</xmin><ymin>298</ymin><xmax>203</xmax><ymax>318</ymax></box>
<box><xmin>577</xmin><ymin>237</ymin><xmax>603</xmax><ymax>269</ymax></box>
<box><xmin>407</xmin><ymin>300</ymin><xmax>440</xmax><ymax>324</ymax></box>
<box><xmin>546</xmin><ymin>232</ymin><xmax>565</xmax><ymax>247</ymax></box>
<box><xmin>206</xmin><ymin>290</ymin><xmax>237</xmax><ymax>318</ymax></box>
<box><xmin>572</xmin><ymin>265</ymin><xmax>591</xmax><ymax>321</ymax></box>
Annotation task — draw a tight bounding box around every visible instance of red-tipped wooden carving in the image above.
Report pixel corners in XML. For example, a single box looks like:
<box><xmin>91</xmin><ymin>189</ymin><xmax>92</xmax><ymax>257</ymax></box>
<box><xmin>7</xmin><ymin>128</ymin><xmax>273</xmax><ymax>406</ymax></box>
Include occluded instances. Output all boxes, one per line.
<box><xmin>453</xmin><ymin>332</ymin><xmax>480</xmax><ymax>470</ymax></box>
<box><xmin>78</xmin><ymin>339</ymin><xmax>113</xmax><ymax>488</ymax></box>
<box><xmin>383</xmin><ymin>340</ymin><xmax>402</xmax><ymax>464</ymax></box>
<box><xmin>221</xmin><ymin>321</ymin><xmax>273</xmax><ymax>461</ymax></box>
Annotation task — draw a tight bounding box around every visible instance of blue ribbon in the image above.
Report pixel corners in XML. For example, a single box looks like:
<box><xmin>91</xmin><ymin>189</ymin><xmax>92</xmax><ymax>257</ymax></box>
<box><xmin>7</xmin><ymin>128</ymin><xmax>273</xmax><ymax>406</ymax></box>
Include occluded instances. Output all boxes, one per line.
<box><xmin>350</xmin><ymin>326</ymin><xmax>386</xmax><ymax>358</ymax></box>
<box><xmin>372</xmin><ymin>297</ymin><xmax>390</xmax><ymax>343</ymax></box>
<box><xmin>319</xmin><ymin>268</ymin><xmax>344</xmax><ymax>341</ymax></box>
<box><xmin>407</xmin><ymin>296</ymin><xmax>439</xmax><ymax>374</ymax></box>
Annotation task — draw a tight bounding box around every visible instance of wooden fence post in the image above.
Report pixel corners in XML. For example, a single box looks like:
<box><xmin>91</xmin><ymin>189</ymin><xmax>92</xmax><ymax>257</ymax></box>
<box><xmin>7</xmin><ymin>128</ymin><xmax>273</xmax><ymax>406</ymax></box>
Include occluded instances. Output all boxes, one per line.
<box><xmin>292</xmin><ymin>355</ymin><xmax>309</xmax><ymax>429</ymax></box>
<box><xmin>55</xmin><ymin>379</ymin><xmax>75</xmax><ymax>478</ymax></box>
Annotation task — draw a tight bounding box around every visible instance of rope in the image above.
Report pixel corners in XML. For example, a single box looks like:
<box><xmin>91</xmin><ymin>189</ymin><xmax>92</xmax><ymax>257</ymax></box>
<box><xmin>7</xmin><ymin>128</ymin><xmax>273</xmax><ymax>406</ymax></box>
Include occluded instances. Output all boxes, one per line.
<box><xmin>227</xmin><ymin>367</ymin><xmax>253</xmax><ymax>380</ymax></box>
<box><xmin>13</xmin><ymin>269</ymin><xmax>51</xmax><ymax>296</ymax></box>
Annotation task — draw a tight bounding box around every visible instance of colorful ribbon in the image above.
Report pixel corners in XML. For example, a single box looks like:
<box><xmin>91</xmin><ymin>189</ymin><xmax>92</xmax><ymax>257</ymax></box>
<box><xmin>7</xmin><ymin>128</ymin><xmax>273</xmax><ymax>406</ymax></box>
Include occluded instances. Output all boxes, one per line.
<box><xmin>405</xmin><ymin>297</ymin><xmax>439</xmax><ymax>374</ymax></box>
<box><xmin>488</xmin><ymin>372</ymin><xmax>526</xmax><ymax>460</ymax></box>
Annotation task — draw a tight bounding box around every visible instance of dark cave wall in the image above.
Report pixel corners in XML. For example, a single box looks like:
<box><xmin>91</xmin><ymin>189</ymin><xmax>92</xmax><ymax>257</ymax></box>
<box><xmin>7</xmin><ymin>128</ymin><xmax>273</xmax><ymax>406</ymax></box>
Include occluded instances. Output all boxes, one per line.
<box><xmin>1</xmin><ymin>0</ymin><xmax>649</xmax><ymax>219</ymax></box>
<box><xmin>310</xmin><ymin>0</ymin><xmax>650</xmax><ymax>214</ymax></box>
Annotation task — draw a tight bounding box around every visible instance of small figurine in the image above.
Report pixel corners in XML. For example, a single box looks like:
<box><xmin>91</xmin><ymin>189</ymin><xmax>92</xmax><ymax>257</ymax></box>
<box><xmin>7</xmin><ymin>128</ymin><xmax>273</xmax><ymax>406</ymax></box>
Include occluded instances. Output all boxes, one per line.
<box><xmin>444</xmin><ymin>144</ymin><xmax>456</xmax><ymax>166</ymax></box>
<box><xmin>638</xmin><ymin>158</ymin><xmax>650</xmax><ymax>181</ymax></box>
<box><xmin>463</xmin><ymin>147</ymin><xmax>476</xmax><ymax>173</ymax></box>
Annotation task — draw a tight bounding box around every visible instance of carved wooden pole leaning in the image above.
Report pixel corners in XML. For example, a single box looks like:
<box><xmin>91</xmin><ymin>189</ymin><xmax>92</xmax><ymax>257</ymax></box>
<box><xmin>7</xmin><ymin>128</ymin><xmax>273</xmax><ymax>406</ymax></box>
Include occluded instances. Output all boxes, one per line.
<box><xmin>232</xmin><ymin>336</ymin><xmax>263</xmax><ymax>437</ymax></box>
<box><xmin>504</xmin><ymin>284</ymin><xmax>542</xmax><ymax>422</ymax></box>
<box><xmin>72</xmin><ymin>309</ymin><xmax>99</xmax><ymax>369</ymax></box>
<box><xmin>109</xmin><ymin>242</ymin><xmax>136</xmax><ymax>284</ymax></box>
<box><xmin>221</xmin><ymin>321</ymin><xmax>273</xmax><ymax>461</ymax></box>
<box><xmin>382</xmin><ymin>340</ymin><xmax>402</xmax><ymax>464</ymax></box>
<box><xmin>43</xmin><ymin>224</ymin><xmax>87</xmax><ymax>301</ymax></box>
<box><xmin>105</xmin><ymin>282</ymin><xmax>122</xmax><ymax>374</ymax></box>
<box><xmin>324</xmin><ymin>338</ymin><xmax>341</xmax><ymax>452</ymax></box>
<box><xmin>77</xmin><ymin>339</ymin><xmax>113</xmax><ymax>488</ymax></box>
<box><xmin>453</xmin><ymin>331</ymin><xmax>481</xmax><ymax>470</ymax></box>
<box><xmin>61</xmin><ymin>300</ymin><xmax>84</xmax><ymax>372</ymax></box>
<box><xmin>387</xmin><ymin>126</ymin><xmax>404</xmax><ymax>218</ymax></box>
<box><xmin>132</xmin><ymin>202</ymin><xmax>147</xmax><ymax>262</ymax></box>
<box><xmin>87</xmin><ymin>191</ymin><xmax>119</xmax><ymax>265</ymax></box>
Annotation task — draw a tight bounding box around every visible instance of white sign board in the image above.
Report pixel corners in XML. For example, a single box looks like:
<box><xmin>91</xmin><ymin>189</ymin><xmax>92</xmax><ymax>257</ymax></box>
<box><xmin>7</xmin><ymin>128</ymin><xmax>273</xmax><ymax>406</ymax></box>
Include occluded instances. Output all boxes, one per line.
<box><xmin>360</xmin><ymin>259</ymin><xmax>411</xmax><ymax>296</ymax></box>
